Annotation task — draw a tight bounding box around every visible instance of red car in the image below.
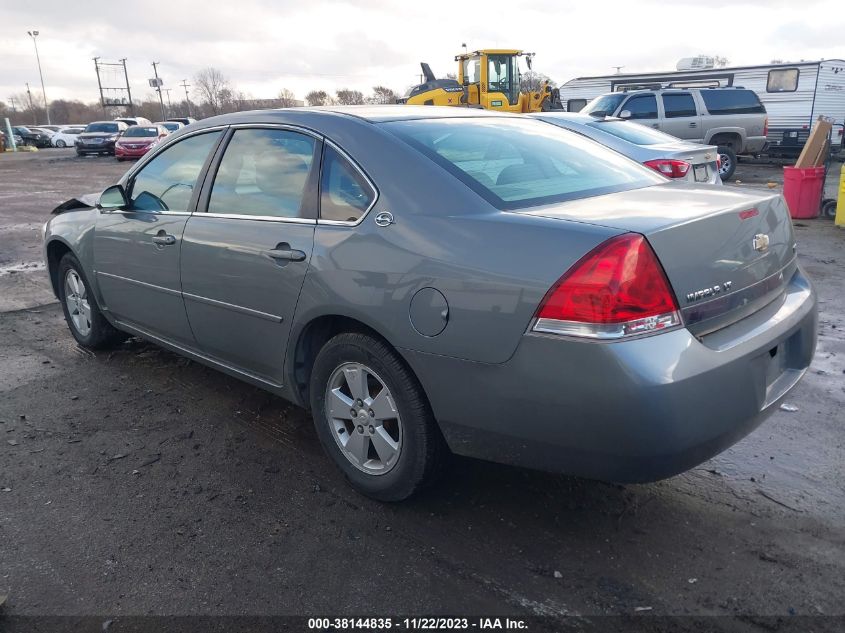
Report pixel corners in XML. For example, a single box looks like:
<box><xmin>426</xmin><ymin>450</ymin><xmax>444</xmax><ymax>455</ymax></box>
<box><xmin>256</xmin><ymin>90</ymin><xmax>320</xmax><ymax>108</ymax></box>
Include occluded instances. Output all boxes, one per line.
<box><xmin>114</xmin><ymin>125</ymin><xmax>169</xmax><ymax>160</ymax></box>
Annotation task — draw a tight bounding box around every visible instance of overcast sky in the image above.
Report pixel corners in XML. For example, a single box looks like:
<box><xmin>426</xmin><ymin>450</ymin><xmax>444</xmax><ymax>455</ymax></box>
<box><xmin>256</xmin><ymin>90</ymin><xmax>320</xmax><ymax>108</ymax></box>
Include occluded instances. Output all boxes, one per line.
<box><xmin>3</xmin><ymin>0</ymin><xmax>845</xmax><ymax>106</ymax></box>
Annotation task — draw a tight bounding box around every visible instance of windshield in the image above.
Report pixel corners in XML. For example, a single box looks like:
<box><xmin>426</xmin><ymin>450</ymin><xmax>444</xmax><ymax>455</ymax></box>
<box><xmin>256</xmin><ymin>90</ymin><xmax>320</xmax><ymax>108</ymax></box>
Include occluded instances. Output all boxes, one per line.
<box><xmin>159</xmin><ymin>122</ymin><xmax>180</xmax><ymax>131</ymax></box>
<box><xmin>588</xmin><ymin>120</ymin><xmax>681</xmax><ymax>145</ymax></box>
<box><xmin>383</xmin><ymin>118</ymin><xmax>662</xmax><ymax>210</ymax></box>
<box><xmin>85</xmin><ymin>122</ymin><xmax>119</xmax><ymax>134</ymax></box>
<box><xmin>583</xmin><ymin>93</ymin><xmax>626</xmax><ymax>116</ymax></box>
<box><xmin>124</xmin><ymin>126</ymin><xmax>159</xmax><ymax>137</ymax></box>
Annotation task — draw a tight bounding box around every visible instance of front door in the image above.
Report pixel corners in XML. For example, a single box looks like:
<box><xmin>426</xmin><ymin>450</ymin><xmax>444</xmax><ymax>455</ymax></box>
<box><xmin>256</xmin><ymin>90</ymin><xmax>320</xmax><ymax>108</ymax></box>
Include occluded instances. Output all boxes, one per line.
<box><xmin>180</xmin><ymin>127</ymin><xmax>320</xmax><ymax>385</ymax></box>
<box><xmin>94</xmin><ymin>130</ymin><xmax>224</xmax><ymax>346</ymax></box>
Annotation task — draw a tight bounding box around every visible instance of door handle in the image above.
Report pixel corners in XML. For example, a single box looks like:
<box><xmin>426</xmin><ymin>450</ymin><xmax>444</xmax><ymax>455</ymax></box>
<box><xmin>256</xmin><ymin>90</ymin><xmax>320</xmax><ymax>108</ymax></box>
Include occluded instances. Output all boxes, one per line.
<box><xmin>263</xmin><ymin>243</ymin><xmax>306</xmax><ymax>263</ymax></box>
<box><xmin>152</xmin><ymin>233</ymin><xmax>176</xmax><ymax>246</ymax></box>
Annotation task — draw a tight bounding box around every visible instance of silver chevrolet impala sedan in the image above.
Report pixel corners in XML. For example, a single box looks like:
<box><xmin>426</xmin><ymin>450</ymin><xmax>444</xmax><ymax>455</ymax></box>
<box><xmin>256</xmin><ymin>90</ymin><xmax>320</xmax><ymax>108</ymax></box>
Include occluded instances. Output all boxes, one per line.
<box><xmin>43</xmin><ymin>106</ymin><xmax>817</xmax><ymax>501</ymax></box>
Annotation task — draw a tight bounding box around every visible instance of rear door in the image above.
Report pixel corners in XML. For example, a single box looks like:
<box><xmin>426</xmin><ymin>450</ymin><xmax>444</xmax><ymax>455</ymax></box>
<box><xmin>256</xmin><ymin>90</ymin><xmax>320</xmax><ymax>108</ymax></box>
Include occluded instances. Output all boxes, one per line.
<box><xmin>94</xmin><ymin>129</ymin><xmax>224</xmax><ymax>346</ymax></box>
<box><xmin>179</xmin><ymin>126</ymin><xmax>320</xmax><ymax>385</ymax></box>
<box><xmin>658</xmin><ymin>92</ymin><xmax>702</xmax><ymax>141</ymax></box>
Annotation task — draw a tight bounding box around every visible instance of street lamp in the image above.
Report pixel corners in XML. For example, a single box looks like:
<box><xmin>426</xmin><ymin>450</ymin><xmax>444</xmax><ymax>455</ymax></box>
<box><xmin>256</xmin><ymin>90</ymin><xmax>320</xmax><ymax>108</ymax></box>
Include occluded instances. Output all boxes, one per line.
<box><xmin>26</xmin><ymin>30</ymin><xmax>50</xmax><ymax>125</ymax></box>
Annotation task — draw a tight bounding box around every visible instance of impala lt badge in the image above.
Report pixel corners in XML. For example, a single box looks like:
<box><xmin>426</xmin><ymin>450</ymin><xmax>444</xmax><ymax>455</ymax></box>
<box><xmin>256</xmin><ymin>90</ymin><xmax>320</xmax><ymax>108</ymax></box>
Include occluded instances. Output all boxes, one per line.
<box><xmin>686</xmin><ymin>281</ymin><xmax>733</xmax><ymax>303</ymax></box>
<box><xmin>753</xmin><ymin>233</ymin><xmax>770</xmax><ymax>252</ymax></box>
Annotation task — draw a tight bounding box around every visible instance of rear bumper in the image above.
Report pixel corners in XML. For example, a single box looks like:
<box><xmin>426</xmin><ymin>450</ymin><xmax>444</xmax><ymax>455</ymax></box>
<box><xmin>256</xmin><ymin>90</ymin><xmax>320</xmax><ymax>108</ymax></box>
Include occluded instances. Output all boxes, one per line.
<box><xmin>743</xmin><ymin>136</ymin><xmax>768</xmax><ymax>154</ymax></box>
<box><xmin>406</xmin><ymin>267</ymin><xmax>817</xmax><ymax>482</ymax></box>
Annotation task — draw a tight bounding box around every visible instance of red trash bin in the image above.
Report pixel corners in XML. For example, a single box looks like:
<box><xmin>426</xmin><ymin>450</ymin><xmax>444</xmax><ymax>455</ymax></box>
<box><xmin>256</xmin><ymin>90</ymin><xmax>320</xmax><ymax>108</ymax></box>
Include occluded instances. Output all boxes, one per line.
<box><xmin>782</xmin><ymin>166</ymin><xmax>825</xmax><ymax>219</ymax></box>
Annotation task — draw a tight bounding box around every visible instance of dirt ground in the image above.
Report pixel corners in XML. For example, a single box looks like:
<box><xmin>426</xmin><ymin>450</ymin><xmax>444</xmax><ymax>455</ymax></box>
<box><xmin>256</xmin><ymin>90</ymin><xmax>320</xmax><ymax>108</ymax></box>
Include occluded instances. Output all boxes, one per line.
<box><xmin>0</xmin><ymin>149</ymin><xmax>844</xmax><ymax>630</ymax></box>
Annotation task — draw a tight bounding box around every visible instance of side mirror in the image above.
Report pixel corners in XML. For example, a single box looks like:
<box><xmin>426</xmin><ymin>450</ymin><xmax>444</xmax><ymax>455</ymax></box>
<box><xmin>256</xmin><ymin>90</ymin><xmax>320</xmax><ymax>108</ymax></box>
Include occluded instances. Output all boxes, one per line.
<box><xmin>619</xmin><ymin>110</ymin><xmax>632</xmax><ymax>119</ymax></box>
<box><xmin>97</xmin><ymin>184</ymin><xmax>128</xmax><ymax>211</ymax></box>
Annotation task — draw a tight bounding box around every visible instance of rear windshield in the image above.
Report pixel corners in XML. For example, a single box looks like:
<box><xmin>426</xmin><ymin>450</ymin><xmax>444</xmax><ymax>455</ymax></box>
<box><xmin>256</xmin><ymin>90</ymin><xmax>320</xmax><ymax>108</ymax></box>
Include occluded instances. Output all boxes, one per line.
<box><xmin>383</xmin><ymin>118</ymin><xmax>662</xmax><ymax>210</ymax></box>
<box><xmin>85</xmin><ymin>122</ymin><xmax>119</xmax><ymax>134</ymax></box>
<box><xmin>700</xmin><ymin>89</ymin><xmax>765</xmax><ymax>115</ymax></box>
<box><xmin>124</xmin><ymin>126</ymin><xmax>158</xmax><ymax>137</ymax></box>
<box><xmin>587</xmin><ymin>120</ymin><xmax>681</xmax><ymax>145</ymax></box>
<box><xmin>583</xmin><ymin>93</ymin><xmax>626</xmax><ymax>116</ymax></box>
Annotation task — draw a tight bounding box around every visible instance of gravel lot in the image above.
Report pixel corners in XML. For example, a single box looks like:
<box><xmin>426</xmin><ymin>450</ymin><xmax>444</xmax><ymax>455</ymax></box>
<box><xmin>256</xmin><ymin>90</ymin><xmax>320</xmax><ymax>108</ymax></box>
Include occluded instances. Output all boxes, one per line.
<box><xmin>1</xmin><ymin>149</ymin><xmax>843</xmax><ymax>630</ymax></box>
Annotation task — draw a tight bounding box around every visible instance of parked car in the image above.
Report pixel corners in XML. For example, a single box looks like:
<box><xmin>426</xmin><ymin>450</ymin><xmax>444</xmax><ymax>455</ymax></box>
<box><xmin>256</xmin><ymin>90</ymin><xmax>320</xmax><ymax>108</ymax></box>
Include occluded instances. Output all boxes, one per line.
<box><xmin>531</xmin><ymin>112</ymin><xmax>721</xmax><ymax>184</ymax></box>
<box><xmin>38</xmin><ymin>125</ymin><xmax>63</xmax><ymax>133</ymax></box>
<box><xmin>11</xmin><ymin>126</ymin><xmax>52</xmax><ymax>148</ymax></box>
<box><xmin>114</xmin><ymin>124</ymin><xmax>169</xmax><ymax>160</ymax></box>
<box><xmin>51</xmin><ymin>126</ymin><xmax>86</xmax><ymax>148</ymax></box>
<box><xmin>44</xmin><ymin>106</ymin><xmax>817</xmax><ymax>501</ymax></box>
<box><xmin>1</xmin><ymin>130</ymin><xmax>23</xmax><ymax>149</ymax></box>
<box><xmin>166</xmin><ymin>117</ymin><xmax>196</xmax><ymax>126</ymax></box>
<box><xmin>155</xmin><ymin>121</ymin><xmax>183</xmax><ymax>133</ymax></box>
<box><xmin>581</xmin><ymin>87</ymin><xmax>768</xmax><ymax>180</ymax></box>
<box><xmin>114</xmin><ymin>116</ymin><xmax>153</xmax><ymax>127</ymax></box>
<box><xmin>75</xmin><ymin>121</ymin><xmax>129</xmax><ymax>156</ymax></box>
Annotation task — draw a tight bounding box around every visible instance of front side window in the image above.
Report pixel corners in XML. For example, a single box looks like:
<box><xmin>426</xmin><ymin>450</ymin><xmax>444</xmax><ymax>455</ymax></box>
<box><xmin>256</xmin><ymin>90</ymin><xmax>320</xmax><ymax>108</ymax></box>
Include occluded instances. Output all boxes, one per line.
<box><xmin>129</xmin><ymin>130</ymin><xmax>222</xmax><ymax>213</ymax></box>
<box><xmin>208</xmin><ymin>128</ymin><xmax>317</xmax><ymax>219</ymax></box>
<box><xmin>622</xmin><ymin>94</ymin><xmax>658</xmax><ymax>119</ymax></box>
<box><xmin>767</xmin><ymin>68</ymin><xmax>799</xmax><ymax>92</ymax></box>
<box><xmin>384</xmin><ymin>118</ymin><xmax>662</xmax><ymax>210</ymax></box>
<box><xmin>319</xmin><ymin>146</ymin><xmax>376</xmax><ymax>223</ymax></box>
<box><xmin>661</xmin><ymin>93</ymin><xmax>697</xmax><ymax>118</ymax></box>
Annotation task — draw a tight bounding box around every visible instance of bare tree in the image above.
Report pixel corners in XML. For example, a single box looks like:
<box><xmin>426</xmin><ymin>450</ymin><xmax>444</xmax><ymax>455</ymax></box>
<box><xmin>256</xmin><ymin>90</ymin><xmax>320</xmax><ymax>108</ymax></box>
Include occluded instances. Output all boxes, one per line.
<box><xmin>194</xmin><ymin>67</ymin><xmax>230</xmax><ymax>115</ymax></box>
<box><xmin>335</xmin><ymin>89</ymin><xmax>365</xmax><ymax>105</ymax></box>
<box><xmin>520</xmin><ymin>71</ymin><xmax>555</xmax><ymax>93</ymax></box>
<box><xmin>368</xmin><ymin>86</ymin><xmax>398</xmax><ymax>104</ymax></box>
<box><xmin>277</xmin><ymin>88</ymin><xmax>298</xmax><ymax>107</ymax></box>
<box><xmin>305</xmin><ymin>90</ymin><xmax>331</xmax><ymax>106</ymax></box>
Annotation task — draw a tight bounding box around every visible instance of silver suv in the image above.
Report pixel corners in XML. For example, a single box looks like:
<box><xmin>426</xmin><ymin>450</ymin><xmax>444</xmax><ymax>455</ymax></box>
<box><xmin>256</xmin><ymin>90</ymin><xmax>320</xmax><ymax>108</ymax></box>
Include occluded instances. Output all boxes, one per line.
<box><xmin>582</xmin><ymin>87</ymin><xmax>768</xmax><ymax>180</ymax></box>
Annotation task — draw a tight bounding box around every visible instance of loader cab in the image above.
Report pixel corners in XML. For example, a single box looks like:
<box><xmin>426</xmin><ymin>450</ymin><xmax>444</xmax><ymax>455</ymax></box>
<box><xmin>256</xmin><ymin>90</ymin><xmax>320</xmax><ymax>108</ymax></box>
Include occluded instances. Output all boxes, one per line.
<box><xmin>457</xmin><ymin>49</ymin><xmax>529</xmax><ymax>112</ymax></box>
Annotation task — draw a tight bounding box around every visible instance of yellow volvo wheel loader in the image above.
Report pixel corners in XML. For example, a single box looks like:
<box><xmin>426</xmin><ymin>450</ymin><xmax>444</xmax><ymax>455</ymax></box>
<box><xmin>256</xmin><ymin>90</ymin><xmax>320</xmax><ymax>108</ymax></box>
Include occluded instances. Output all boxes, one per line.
<box><xmin>398</xmin><ymin>49</ymin><xmax>562</xmax><ymax>113</ymax></box>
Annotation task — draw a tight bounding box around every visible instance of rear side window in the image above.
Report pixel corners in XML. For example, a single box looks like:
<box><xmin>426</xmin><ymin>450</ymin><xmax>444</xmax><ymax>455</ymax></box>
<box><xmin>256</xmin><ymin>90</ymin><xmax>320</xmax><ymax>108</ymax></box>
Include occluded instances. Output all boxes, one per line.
<box><xmin>208</xmin><ymin>128</ymin><xmax>317</xmax><ymax>219</ymax></box>
<box><xmin>700</xmin><ymin>89</ymin><xmax>766</xmax><ymax>114</ymax></box>
<box><xmin>767</xmin><ymin>68</ymin><xmax>799</xmax><ymax>93</ymax></box>
<box><xmin>319</xmin><ymin>145</ymin><xmax>376</xmax><ymax>222</ymax></box>
<box><xmin>662</xmin><ymin>93</ymin><xmax>697</xmax><ymax>118</ymax></box>
<box><xmin>383</xmin><ymin>118</ymin><xmax>662</xmax><ymax>210</ymax></box>
<box><xmin>622</xmin><ymin>94</ymin><xmax>657</xmax><ymax>119</ymax></box>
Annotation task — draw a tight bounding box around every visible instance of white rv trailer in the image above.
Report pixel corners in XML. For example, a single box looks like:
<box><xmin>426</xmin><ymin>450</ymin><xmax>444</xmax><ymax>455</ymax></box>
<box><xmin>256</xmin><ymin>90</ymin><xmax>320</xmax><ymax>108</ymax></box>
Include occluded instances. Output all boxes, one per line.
<box><xmin>559</xmin><ymin>59</ymin><xmax>845</xmax><ymax>156</ymax></box>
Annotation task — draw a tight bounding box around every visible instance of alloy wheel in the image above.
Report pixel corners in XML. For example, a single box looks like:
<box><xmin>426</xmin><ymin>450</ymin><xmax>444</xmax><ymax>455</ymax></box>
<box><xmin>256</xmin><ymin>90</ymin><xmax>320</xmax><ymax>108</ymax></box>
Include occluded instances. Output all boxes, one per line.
<box><xmin>325</xmin><ymin>362</ymin><xmax>402</xmax><ymax>475</ymax></box>
<box><xmin>718</xmin><ymin>152</ymin><xmax>733</xmax><ymax>178</ymax></box>
<box><xmin>64</xmin><ymin>269</ymin><xmax>92</xmax><ymax>336</ymax></box>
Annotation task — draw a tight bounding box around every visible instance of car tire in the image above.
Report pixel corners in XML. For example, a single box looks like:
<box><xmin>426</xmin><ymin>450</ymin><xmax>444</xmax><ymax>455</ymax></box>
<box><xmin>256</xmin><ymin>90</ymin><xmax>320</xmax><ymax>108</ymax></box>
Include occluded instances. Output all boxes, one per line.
<box><xmin>57</xmin><ymin>253</ymin><xmax>127</xmax><ymax>350</ymax></box>
<box><xmin>717</xmin><ymin>146</ymin><xmax>737</xmax><ymax>181</ymax></box>
<box><xmin>56</xmin><ymin>139</ymin><xmax>66</xmax><ymax>148</ymax></box>
<box><xmin>309</xmin><ymin>332</ymin><xmax>447</xmax><ymax>501</ymax></box>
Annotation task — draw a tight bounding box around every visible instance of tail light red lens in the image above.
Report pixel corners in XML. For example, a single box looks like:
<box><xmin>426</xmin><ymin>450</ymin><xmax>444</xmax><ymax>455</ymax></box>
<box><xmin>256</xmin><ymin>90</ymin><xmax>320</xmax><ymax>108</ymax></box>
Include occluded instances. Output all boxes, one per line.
<box><xmin>533</xmin><ymin>233</ymin><xmax>681</xmax><ymax>339</ymax></box>
<box><xmin>643</xmin><ymin>159</ymin><xmax>691</xmax><ymax>179</ymax></box>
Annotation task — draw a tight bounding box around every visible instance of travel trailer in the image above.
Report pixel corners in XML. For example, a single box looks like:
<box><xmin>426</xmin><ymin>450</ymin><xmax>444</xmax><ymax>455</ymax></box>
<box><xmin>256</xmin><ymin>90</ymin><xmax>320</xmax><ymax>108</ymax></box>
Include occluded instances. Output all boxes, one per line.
<box><xmin>559</xmin><ymin>59</ymin><xmax>845</xmax><ymax>156</ymax></box>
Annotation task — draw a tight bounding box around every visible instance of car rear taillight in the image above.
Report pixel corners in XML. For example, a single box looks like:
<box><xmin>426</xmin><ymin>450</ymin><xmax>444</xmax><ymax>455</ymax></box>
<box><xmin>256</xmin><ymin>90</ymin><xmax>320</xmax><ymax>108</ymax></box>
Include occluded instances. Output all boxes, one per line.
<box><xmin>643</xmin><ymin>159</ymin><xmax>691</xmax><ymax>179</ymax></box>
<box><xmin>763</xmin><ymin>116</ymin><xmax>769</xmax><ymax>137</ymax></box>
<box><xmin>533</xmin><ymin>233</ymin><xmax>681</xmax><ymax>339</ymax></box>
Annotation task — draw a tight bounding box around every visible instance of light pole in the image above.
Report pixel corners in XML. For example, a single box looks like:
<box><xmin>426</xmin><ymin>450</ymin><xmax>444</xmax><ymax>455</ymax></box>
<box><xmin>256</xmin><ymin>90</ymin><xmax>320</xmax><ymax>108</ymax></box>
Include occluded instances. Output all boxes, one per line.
<box><xmin>26</xmin><ymin>30</ymin><xmax>50</xmax><ymax>124</ymax></box>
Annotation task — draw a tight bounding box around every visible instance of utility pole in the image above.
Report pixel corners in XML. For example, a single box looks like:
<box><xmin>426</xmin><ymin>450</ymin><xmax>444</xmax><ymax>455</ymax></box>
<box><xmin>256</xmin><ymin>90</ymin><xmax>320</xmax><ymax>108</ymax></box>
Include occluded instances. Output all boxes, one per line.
<box><xmin>180</xmin><ymin>79</ymin><xmax>192</xmax><ymax>117</ymax></box>
<box><xmin>121</xmin><ymin>58</ymin><xmax>134</xmax><ymax>115</ymax></box>
<box><xmin>25</xmin><ymin>83</ymin><xmax>36</xmax><ymax>124</ymax></box>
<box><xmin>93</xmin><ymin>57</ymin><xmax>106</xmax><ymax>114</ymax></box>
<box><xmin>151</xmin><ymin>62</ymin><xmax>166</xmax><ymax>121</ymax></box>
<box><xmin>163</xmin><ymin>88</ymin><xmax>173</xmax><ymax>114</ymax></box>
<box><xmin>27</xmin><ymin>30</ymin><xmax>50</xmax><ymax>124</ymax></box>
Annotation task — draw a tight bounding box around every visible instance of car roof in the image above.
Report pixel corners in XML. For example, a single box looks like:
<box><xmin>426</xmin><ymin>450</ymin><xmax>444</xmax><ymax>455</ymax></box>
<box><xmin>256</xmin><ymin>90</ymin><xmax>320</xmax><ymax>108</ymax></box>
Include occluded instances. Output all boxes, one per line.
<box><xmin>197</xmin><ymin>105</ymin><xmax>512</xmax><ymax>128</ymax></box>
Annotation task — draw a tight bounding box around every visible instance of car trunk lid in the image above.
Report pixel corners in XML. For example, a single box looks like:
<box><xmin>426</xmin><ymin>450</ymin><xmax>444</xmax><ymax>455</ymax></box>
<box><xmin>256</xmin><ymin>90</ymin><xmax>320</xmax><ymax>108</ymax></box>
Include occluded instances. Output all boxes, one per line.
<box><xmin>519</xmin><ymin>183</ymin><xmax>796</xmax><ymax>336</ymax></box>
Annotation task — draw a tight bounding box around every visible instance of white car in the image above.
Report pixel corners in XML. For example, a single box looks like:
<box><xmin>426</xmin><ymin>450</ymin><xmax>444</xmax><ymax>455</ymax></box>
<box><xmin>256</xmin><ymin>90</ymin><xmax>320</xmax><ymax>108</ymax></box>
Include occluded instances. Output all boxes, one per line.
<box><xmin>51</xmin><ymin>126</ymin><xmax>86</xmax><ymax>148</ymax></box>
